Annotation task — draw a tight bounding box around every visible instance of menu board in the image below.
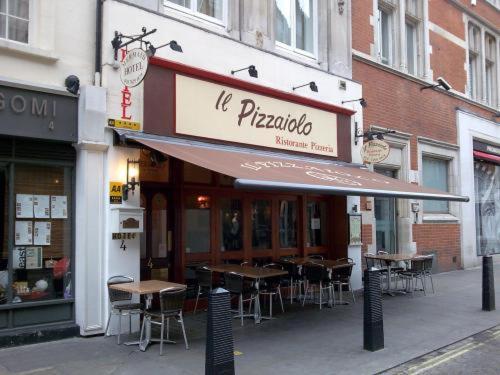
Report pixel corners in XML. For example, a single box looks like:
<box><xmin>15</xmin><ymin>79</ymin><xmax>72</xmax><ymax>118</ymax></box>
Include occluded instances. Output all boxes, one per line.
<box><xmin>16</xmin><ymin>194</ymin><xmax>33</xmax><ymax>218</ymax></box>
<box><xmin>348</xmin><ymin>214</ymin><xmax>362</xmax><ymax>246</ymax></box>
<box><xmin>51</xmin><ymin>196</ymin><xmax>68</xmax><ymax>219</ymax></box>
<box><xmin>34</xmin><ymin>221</ymin><xmax>51</xmax><ymax>246</ymax></box>
<box><xmin>15</xmin><ymin>221</ymin><xmax>33</xmax><ymax>245</ymax></box>
<box><xmin>33</xmin><ymin>195</ymin><xmax>50</xmax><ymax>219</ymax></box>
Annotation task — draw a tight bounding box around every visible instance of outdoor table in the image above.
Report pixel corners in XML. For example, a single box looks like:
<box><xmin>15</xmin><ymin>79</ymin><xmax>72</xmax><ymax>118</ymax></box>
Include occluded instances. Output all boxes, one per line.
<box><xmin>287</xmin><ymin>258</ymin><xmax>355</xmax><ymax>305</ymax></box>
<box><xmin>109</xmin><ymin>279</ymin><xmax>186</xmax><ymax>351</ymax></box>
<box><xmin>364</xmin><ymin>253</ymin><xmax>420</xmax><ymax>295</ymax></box>
<box><xmin>207</xmin><ymin>264</ymin><xmax>288</xmax><ymax>323</ymax></box>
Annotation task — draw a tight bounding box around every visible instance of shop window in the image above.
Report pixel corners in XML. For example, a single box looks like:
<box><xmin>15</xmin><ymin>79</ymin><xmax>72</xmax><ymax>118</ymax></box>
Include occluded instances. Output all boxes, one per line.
<box><xmin>9</xmin><ymin>165</ymin><xmax>73</xmax><ymax>304</ymax></box>
<box><xmin>275</xmin><ymin>0</ymin><xmax>316</xmax><ymax>56</ymax></box>
<box><xmin>422</xmin><ymin>157</ymin><xmax>449</xmax><ymax>213</ymax></box>
<box><xmin>151</xmin><ymin>193</ymin><xmax>168</xmax><ymax>258</ymax></box>
<box><xmin>0</xmin><ymin>168</ymin><xmax>7</xmax><ymax>304</ymax></box>
<box><xmin>0</xmin><ymin>0</ymin><xmax>29</xmax><ymax>44</ymax></box>
<box><xmin>279</xmin><ymin>200</ymin><xmax>297</xmax><ymax>248</ymax></box>
<box><xmin>185</xmin><ymin>194</ymin><xmax>211</xmax><ymax>253</ymax></box>
<box><xmin>165</xmin><ymin>0</ymin><xmax>226</xmax><ymax>24</ymax></box>
<box><xmin>183</xmin><ymin>162</ymin><xmax>212</xmax><ymax>184</ymax></box>
<box><xmin>306</xmin><ymin>201</ymin><xmax>327</xmax><ymax>247</ymax></box>
<box><xmin>220</xmin><ymin>198</ymin><xmax>243</xmax><ymax>252</ymax></box>
<box><xmin>474</xmin><ymin>161</ymin><xmax>500</xmax><ymax>256</ymax></box>
<box><xmin>251</xmin><ymin>200</ymin><xmax>272</xmax><ymax>250</ymax></box>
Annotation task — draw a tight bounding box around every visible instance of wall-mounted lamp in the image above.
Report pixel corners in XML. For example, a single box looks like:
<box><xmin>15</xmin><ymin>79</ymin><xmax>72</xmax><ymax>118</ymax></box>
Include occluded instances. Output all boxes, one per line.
<box><xmin>292</xmin><ymin>81</ymin><xmax>318</xmax><ymax>92</ymax></box>
<box><xmin>420</xmin><ymin>76</ymin><xmax>452</xmax><ymax>92</ymax></box>
<box><xmin>342</xmin><ymin>97</ymin><xmax>367</xmax><ymax>107</ymax></box>
<box><xmin>231</xmin><ymin>65</ymin><xmax>258</xmax><ymax>78</ymax></box>
<box><xmin>64</xmin><ymin>75</ymin><xmax>80</xmax><ymax>95</ymax></box>
<box><xmin>354</xmin><ymin>123</ymin><xmax>395</xmax><ymax>145</ymax></box>
<box><xmin>352</xmin><ymin>204</ymin><xmax>358</xmax><ymax>213</ymax></box>
<box><xmin>146</xmin><ymin>40</ymin><xmax>183</xmax><ymax>57</ymax></box>
<box><xmin>123</xmin><ymin>159</ymin><xmax>140</xmax><ymax>201</ymax></box>
<box><xmin>493</xmin><ymin>112</ymin><xmax>500</xmax><ymax>118</ymax></box>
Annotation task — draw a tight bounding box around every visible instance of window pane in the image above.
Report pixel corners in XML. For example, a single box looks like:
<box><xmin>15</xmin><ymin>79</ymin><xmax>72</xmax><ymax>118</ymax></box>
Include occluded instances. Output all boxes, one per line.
<box><xmin>185</xmin><ymin>194</ymin><xmax>211</xmax><ymax>253</ymax></box>
<box><xmin>0</xmin><ymin>15</ymin><xmax>5</xmax><ymax>39</ymax></box>
<box><xmin>379</xmin><ymin>9</ymin><xmax>390</xmax><ymax>64</ymax></box>
<box><xmin>275</xmin><ymin>0</ymin><xmax>292</xmax><ymax>46</ymax></box>
<box><xmin>220</xmin><ymin>198</ymin><xmax>243</xmax><ymax>252</ymax></box>
<box><xmin>8</xmin><ymin>0</ymin><xmax>28</xmax><ymax>19</ymax></box>
<box><xmin>168</xmin><ymin>0</ymin><xmax>191</xmax><ymax>8</ymax></box>
<box><xmin>12</xmin><ymin>165</ymin><xmax>73</xmax><ymax>303</ymax></box>
<box><xmin>422</xmin><ymin>157</ymin><xmax>449</xmax><ymax>213</ymax></box>
<box><xmin>252</xmin><ymin>200</ymin><xmax>271</xmax><ymax>250</ymax></box>
<box><xmin>0</xmin><ymin>169</ymin><xmax>7</xmax><ymax>305</ymax></box>
<box><xmin>279</xmin><ymin>200</ymin><xmax>297</xmax><ymax>248</ymax></box>
<box><xmin>0</xmin><ymin>0</ymin><xmax>5</xmax><ymax>13</ymax></box>
<box><xmin>8</xmin><ymin>16</ymin><xmax>28</xmax><ymax>43</ymax></box>
<box><xmin>474</xmin><ymin>161</ymin><xmax>500</xmax><ymax>255</ymax></box>
<box><xmin>197</xmin><ymin>0</ymin><xmax>223</xmax><ymax>20</ymax></box>
<box><xmin>151</xmin><ymin>193</ymin><xmax>167</xmax><ymax>258</ymax></box>
<box><xmin>406</xmin><ymin>22</ymin><xmax>416</xmax><ymax>75</ymax></box>
<box><xmin>306</xmin><ymin>201</ymin><xmax>327</xmax><ymax>247</ymax></box>
<box><xmin>295</xmin><ymin>0</ymin><xmax>314</xmax><ymax>53</ymax></box>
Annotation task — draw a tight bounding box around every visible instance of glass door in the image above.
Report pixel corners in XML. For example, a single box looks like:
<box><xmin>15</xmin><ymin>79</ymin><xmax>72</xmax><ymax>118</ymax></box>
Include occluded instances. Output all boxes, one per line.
<box><xmin>140</xmin><ymin>188</ymin><xmax>173</xmax><ymax>281</ymax></box>
<box><xmin>374</xmin><ymin>168</ymin><xmax>398</xmax><ymax>253</ymax></box>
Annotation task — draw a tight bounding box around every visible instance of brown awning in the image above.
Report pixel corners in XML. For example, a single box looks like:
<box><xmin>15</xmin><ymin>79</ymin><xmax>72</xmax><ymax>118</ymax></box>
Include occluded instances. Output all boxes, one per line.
<box><xmin>122</xmin><ymin>132</ymin><xmax>469</xmax><ymax>202</ymax></box>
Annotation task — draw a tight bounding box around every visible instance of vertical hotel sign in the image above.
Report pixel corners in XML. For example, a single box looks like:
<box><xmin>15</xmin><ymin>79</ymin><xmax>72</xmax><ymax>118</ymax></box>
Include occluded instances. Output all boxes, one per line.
<box><xmin>175</xmin><ymin>75</ymin><xmax>338</xmax><ymax>157</ymax></box>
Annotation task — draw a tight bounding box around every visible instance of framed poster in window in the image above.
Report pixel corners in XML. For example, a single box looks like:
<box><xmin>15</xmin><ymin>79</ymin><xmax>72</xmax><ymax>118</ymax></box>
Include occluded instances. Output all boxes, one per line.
<box><xmin>348</xmin><ymin>214</ymin><xmax>362</xmax><ymax>246</ymax></box>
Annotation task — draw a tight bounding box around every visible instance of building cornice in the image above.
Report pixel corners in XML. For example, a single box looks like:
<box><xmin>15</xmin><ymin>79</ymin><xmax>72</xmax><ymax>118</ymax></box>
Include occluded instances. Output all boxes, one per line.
<box><xmin>417</xmin><ymin>136</ymin><xmax>460</xmax><ymax>150</ymax></box>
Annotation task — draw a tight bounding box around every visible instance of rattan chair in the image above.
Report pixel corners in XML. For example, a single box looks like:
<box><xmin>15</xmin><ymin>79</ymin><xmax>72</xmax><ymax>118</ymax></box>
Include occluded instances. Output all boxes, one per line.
<box><xmin>105</xmin><ymin>276</ymin><xmax>142</xmax><ymax>345</ymax></box>
<box><xmin>302</xmin><ymin>262</ymin><xmax>334</xmax><ymax>309</ymax></box>
<box><xmin>279</xmin><ymin>258</ymin><xmax>303</xmax><ymax>304</ymax></box>
<box><xmin>397</xmin><ymin>257</ymin><xmax>427</xmax><ymax>296</ymax></box>
<box><xmin>140</xmin><ymin>287</ymin><xmax>189</xmax><ymax>356</ymax></box>
<box><xmin>308</xmin><ymin>254</ymin><xmax>324</xmax><ymax>260</ymax></box>
<box><xmin>333</xmin><ymin>258</ymin><xmax>356</xmax><ymax>303</ymax></box>
<box><xmin>224</xmin><ymin>272</ymin><xmax>259</xmax><ymax>326</ymax></box>
<box><xmin>259</xmin><ymin>263</ymin><xmax>285</xmax><ymax>318</ymax></box>
<box><xmin>193</xmin><ymin>266</ymin><xmax>213</xmax><ymax>314</ymax></box>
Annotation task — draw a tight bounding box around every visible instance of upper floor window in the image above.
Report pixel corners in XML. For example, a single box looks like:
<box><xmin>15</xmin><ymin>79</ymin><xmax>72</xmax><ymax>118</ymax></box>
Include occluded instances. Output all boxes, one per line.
<box><xmin>468</xmin><ymin>23</ymin><xmax>482</xmax><ymax>101</ymax></box>
<box><xmin>275</xmin><ymin>0</ymin><xmax>316</xmax><ymax>57</ymax></box>
<box><xmin>166</xmin><ymin>0</ymin><xmax>225</xmax><ymax>24</ymax></box>
<box><xmin>485</xmin><ymin>33</ymin><xmax>497</xmax><ymax>107</ymax></box>
<box><xmin>405</xmin><ymin>0</ymin><xmax>423</xmax><ymax>76</ymax></box>
<box><xmin>0</xmin><ymin>0</ymin><xmax>29</xmax><ymax>44</ymax></box>
<box><xmin>377</xmin><ymin>2</ymin><xmax>395</xmax><ymax>65</ymax></box>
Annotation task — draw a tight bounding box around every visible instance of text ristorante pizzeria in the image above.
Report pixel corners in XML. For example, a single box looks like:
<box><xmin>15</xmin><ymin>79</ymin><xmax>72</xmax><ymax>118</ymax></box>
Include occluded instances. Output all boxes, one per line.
<box><xmin>215</xmin><ymin>90</ymin><xmax>335</xmax><ymax>154</ymax></box>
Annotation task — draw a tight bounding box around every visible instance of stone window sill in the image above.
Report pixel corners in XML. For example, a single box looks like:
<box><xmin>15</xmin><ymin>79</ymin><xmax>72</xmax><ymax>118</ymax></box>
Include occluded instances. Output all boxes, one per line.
<box><xmin>0</xmin><ymin>39</ymin><xmax>58</xmax><ymax>63</ymax></box>
<box><xmin>422</xmin><ymin>213</ymin><xmax>459</xmax><ymax>223</ymax></box>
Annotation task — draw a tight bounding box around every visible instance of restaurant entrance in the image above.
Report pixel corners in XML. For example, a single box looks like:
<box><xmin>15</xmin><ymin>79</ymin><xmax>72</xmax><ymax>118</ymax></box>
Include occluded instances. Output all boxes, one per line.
<box><xmin>139</xmin><ymin>186</ymin><xmax>174</xmax><ymax>282</ymax></box>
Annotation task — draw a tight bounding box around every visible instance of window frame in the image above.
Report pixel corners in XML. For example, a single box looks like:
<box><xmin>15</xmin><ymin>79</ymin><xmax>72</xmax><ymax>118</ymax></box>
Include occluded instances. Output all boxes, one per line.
<box><xmin>274</xmin><ymin>0</ymin><xmax>318</xmax><ymax>60</ymax></box>
<box><xmin>164</xmin><ymin>0</ymin><xmax>228</xmax><ymax>28</ymax></box>
<box><xmin>0</xmin><ymin>0</ymin><xmax>31</xmax><ymax>45</ymax></box>
<box><xmin>421</xmin><ymin>156</ymin><xmax>450</xmax><ymax>214</ymax></box>
<box><xmin>377</xmin><ymin>3</ymin><xmax>395</xmax><ymax>66</ymax></box>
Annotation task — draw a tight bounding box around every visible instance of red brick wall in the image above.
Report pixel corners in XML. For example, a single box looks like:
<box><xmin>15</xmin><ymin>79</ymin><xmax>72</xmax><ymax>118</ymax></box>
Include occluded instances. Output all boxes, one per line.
<box><xmin>429</xmin><ymin>0</ymin><xmax>466</xmax><ymax>39</ymax></box>
<box><xmin>352</xmin><ymin>0</ymin><xmax>373</xmax><ymax>54</ymax></box>
<box><xmin>456</xmin><ymin>0</ymin><xmax>500</xmax><ymax>29</ymax></box>
<box><xmin>361</xmin><ymin>224</ymin><xmax>372</xmax><ymax>253</ymax></box>
<box><xmin>413</xmin><ymin>224</ymin><xmax>461</xmax><ymax>272</ymax></box>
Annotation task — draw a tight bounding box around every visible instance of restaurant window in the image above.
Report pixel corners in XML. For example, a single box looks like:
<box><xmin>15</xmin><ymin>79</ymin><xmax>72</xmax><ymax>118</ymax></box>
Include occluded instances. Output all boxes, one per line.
<box><xmin>422</xmin><ymin>156</ymin><xmax>449</xmax><ymax>213</ymax></box>
<box><xmin>252</xmin><ymin>200</ymin><xmax>272</xmax><ymax>250</ymax></box>
<box><xmin>151</xmin><ymin>193</ymin><xmax>168</xmax><ymax>258</ymax></box>
<box><xmin>474</xmin><ymin>160</ymin><xmax>500</xmax><ymax>256</ymax></box>
<box><xmin>468</xmin><ymin>23</ymin><xmax>482</xmax><ymax>101</ymax></box>
<box><xmin>279</xmin><ymin>200</ymin><xmax>297</xmax><ymax>248</ymax></box>
<box><xmin>185</xmin><ymin>194</ymin><xmax>211</xmax><ymax>253</ymax></box>
<box><xmin>275</xmin><ymin>0</ymin><xmax>316</xmax><ymax>56</ymax></box>
<box><xmin>485</xmin><ymin>33</ymin><xmax>497</xmax><ymax>107</ymax></box>
<box><xmin>0</xmin><ymin>0</ymin><xmax>29</xmax><ymax>44</ymax></box>
<box><xmin>6</xmin><ymin>164</ymin><xmax>73</xmax><ymax>304</ymax></box>
<box><xmin>220</xmin><ymin>198</ymin><xmax>243</xmax><ymax>252</ymax></box>
<box><xmin>165</xmin><ymin>0</ymin><xmax>226</xmax><ymax>23</ymax></box>
<box><xmin>183</xmin><ymin>162</ymin><xmax>212</xmax><ymax>184</ymax></box>
<box><xmin>306</xmin><ymin>201</ymin><xmax>327</xmax><ymax>247</ymax></box>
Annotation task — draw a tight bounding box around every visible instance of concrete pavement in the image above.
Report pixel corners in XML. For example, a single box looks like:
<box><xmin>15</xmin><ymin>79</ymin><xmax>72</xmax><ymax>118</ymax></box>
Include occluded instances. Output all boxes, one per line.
<box><xmin>0</xmin><ymin>264</ymin><xmax>498</xmax><ymax>375</ymax></box>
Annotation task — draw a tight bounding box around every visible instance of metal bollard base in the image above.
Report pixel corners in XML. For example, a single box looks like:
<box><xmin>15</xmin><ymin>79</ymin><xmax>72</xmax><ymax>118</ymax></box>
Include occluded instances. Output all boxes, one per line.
<box><xmin>363</xmin><ymin>269</ymin><xmax>384</xmax><ymax>352</ymax></box>
<box><xmin>482</xmin><ymin>256</ymin><xmax>495</xmax><ymax>312</ymax></box>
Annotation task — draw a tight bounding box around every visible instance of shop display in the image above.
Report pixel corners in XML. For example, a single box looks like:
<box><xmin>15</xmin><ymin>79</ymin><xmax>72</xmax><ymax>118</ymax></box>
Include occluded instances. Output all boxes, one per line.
<box><xmin>33</xmin><ymin>195</ymin><xmax>50</xmax><ymax>219</ymax></box>
<box><xmin>16</xmin><ymin>194</ymin><xmax>33</xmax><ymax>218</ymax></box>
<box><xmin>34</xmin><ymin>222</ymin><xmax>51</xmax><ymax>246</ymax></box>
<box><xmin>50</xmin><ymin>196</ymin><xmax>68</xmax><ymax>218</ymax></box>
<box><xmin>15</xmin><ymin>221</ymin><xmax>33</xmax><ymax>245</ymax></box>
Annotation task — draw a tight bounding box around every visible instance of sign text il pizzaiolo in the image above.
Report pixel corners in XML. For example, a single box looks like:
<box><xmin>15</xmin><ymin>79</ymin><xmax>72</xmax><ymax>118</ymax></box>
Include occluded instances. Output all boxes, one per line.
<box><xmin>175</xmin><ymin>75</ymin><xmax>338</xmax><ymax>157</ymax></box>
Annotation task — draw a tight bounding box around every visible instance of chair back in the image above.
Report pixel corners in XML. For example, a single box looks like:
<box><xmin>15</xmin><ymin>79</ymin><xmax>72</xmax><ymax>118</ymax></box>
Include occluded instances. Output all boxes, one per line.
<box><xmin>332</xmin><ymin>264</ymin><xmax>353</xmax><ymax>280</ymax></box>
<box><xmin>308</xmin><ymin>254</ymin><xmax>324</xmax><ymax>260</ymax></box>
<box><xmin>159</xmin><ymin>287</ymin><xmax>186</xmax><ymax>314</ymax></box>
<box><xmin>410</xmin><ymin>257</ymin><xmax>426</xmax><ymax>272</ymax></box>
<box><xmin>263</xmin><ymin>263</ymin><xmax>285</xmax><ymax>287</ymax></box>
<box><xmin>377</xmin><ymin>250</ymin><xmax>389</xmax><ymax>255</ymax></box>
<box><xmin>224</xmin><ymin>272</ymin><xmax>244</xmax><ymax>294</ymax></box>
<box><xmin>337</xmin><ymin>257</ymin><xmax>354</xmax><ymax>263</ymax></box>
<box><xmin>303</xmin><ymin>263</ymin><xmax>328</xmax><ymax>283</ymax></box>
<box><xmin>423</xmin><ymin>255</ymin><xmax>434</xmax><ymax>272</ymax></box>
<box><xmin>107</xmin><ymin>275</ymin><xmax>134</xmax><ymax>303</ymax></box>
<box><xmin>195</xmin><ymin>267</ymin><xmax>212</xmax><ymax>288</ymax></box>
<box><xmin>280</xmin><ymin>259</ymin><xmax>300</xmax><ymax>279</ymax></box>
<box><xmin>364</xmin><ymin>254</ymin><xmax>376</xmax><ymax>269</ymax></box>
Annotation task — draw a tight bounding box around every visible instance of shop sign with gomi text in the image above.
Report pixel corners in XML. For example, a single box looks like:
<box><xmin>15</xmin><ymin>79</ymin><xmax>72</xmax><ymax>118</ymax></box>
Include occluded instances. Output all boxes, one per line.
<box><xmin>175</xmin><ymin>75</ymin><xmax>338</xmax><ymax>157</ymax></box>
<box><xmin>361</xmin><ymin>139</ymin><xmax>390</xmax><ymax>164</ymax></box>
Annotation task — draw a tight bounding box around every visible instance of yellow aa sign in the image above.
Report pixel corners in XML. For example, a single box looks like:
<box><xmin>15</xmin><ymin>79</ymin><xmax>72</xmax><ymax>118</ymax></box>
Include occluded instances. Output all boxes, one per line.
<box><xmin>109</xmin><ymin>182</ymin><xmax>123</xmax><ymax>204</ymax></box>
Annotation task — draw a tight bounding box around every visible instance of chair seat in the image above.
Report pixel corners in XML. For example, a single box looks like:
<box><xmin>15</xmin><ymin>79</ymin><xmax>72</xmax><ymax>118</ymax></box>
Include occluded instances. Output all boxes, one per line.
<box><xmin>145</xmin><ymin>309</ymin><xmax>179</xmax><ymax>318</ymax></box>
<box><xmin>115</xmin><ymin>303</ymin><xmax>142</xmax><ymax>311</ymax></box>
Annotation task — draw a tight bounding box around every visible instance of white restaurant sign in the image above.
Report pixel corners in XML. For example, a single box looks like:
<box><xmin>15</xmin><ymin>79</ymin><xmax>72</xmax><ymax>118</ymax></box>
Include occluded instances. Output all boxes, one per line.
<box><xmin>175</xmin><ymin>75</ymin><xmax>338</xmax><ymax>157</ymax></box>
<box><xmin>120</xmin><ymin>48</ymin><xmax>149</xmax><ymax>87</ymax></box>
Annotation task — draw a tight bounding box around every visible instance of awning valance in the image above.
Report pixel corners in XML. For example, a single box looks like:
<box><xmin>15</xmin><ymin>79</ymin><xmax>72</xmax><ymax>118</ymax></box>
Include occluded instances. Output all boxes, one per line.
<box><xmin>120</xmin><ymin>132</ymin><xmax>469</xmax><ymax>202</ymax></box>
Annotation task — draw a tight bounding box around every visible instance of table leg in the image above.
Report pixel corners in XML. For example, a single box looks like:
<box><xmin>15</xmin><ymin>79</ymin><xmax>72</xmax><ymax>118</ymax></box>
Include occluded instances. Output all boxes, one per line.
<box><xmin>254</xmin><ymin>279</ymin><xmax>261</xmax><ymax>324</ymax></box>
<box><xmin>124</xmin><ymin>293</ymin><xmax>153</xmax><ymax>350</ymax></box>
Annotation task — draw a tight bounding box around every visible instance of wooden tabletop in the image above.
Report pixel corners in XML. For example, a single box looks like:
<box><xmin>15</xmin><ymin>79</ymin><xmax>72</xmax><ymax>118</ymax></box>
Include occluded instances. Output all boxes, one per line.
<box><xmin>282</xmin><ymin>258</ymin><xmax>355</xmax><ymax>270</ymax></box>
<box><xmin>109</xmin><ymin>280</ymin><xmax>186</xmax><ymax>295</ymax></box>
<box><xmin>207</xmin><ymin>264</ymin><xmax>288</xmax><ymax>279</ymax></box>
<box><xmin>365</xmin><ymin>253</ymin><xmax>430</xmax><ymax>262</ymax></box>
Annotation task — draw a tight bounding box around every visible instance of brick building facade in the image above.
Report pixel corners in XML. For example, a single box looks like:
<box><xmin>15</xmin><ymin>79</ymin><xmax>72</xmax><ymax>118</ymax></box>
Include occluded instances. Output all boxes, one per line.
<box><xmin>351</xmin><ymin>0</ymin><xmax>499</xmax><ymax>271</ymax></box>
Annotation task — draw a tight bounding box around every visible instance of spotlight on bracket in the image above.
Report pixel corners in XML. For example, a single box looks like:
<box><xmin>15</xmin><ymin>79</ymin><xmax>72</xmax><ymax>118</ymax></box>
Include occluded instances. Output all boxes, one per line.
<box><xmin>342</xmin><ymin>97</ymin><xmax>367</xmax><ymax>108</ymax></box>
<box><xmin>65</xmin><ymin>75</ymin><xmax>80</xmax><ymax>95</ymax></box>
<box><xmin>146</xmin><ymin>40</ymin><xmax>183</xmax><ymax>57</ymax></box>
<box><xmin>421</xmin><ymin>76</ymin><xmax>452</xmax><ymax>92</ymax></box>
<box><xmin>292</xmin><ymin>81</ymin><xmax>318</xmax><ymax>92</ymax></box>
<box><xmin>231</xmin><ymin>65</ymin><xmax>258</xmax><ymax>78</ymax></box>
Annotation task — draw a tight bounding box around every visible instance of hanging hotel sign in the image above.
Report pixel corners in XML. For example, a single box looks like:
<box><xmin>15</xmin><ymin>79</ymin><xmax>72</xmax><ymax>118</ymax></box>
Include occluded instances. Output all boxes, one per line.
<box><xmin>361</xmin><ymin>139</ymin><xmax>390</xmax><ymax>164</ymax></box>
<box><xmin>120</xmin><ymin>48</ymin><xmax>149</xmax><ymax>87</ymax></box>
<box><xmin>175</xmin><ymin>75</ymin><xmax>338</xmax><ymax>157</ymax></box>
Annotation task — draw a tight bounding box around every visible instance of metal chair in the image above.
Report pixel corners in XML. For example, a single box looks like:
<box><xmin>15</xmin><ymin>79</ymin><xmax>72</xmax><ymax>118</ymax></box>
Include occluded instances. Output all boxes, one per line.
<box><xmin>423</xmin><ymin>255</ymin><xmax>435</xmax><ymax>293</ymax></box>
<box><xmin>308</xmin><ymin>254</ymin><xmax>324</xmax><ymax>260</ymax></box>
<box><xmin>140</xmin><ymin>287</ymin><xmax>189</xmax><ymax>356</ymax></box>
<box><xmin>279</xmin><ymin>258</ymin><xmax>303</xmax><ymax>304</ymax></box>
<box><xmin>105</xmin><ymin>276</ymin><xmax>142</xmax><ymax>345</ymax></box>
<box><xmin>302</xmin><ymin>262</ymin><xmax>334</xmax><ymax>309</ymax></box>
<box><xmin>193</xmin><ymin>266</ymin><xmax>213</xmax><ymax>314</ymax></box>
<box><xmin>224</xmin><ymin>272</ymin><xmax>259</xmax><ymax>326</ymax></box>
<box><xmin>259</xmin><ymin>263</ymin><xmax>285</xmax><ymax>318</ymax></box>
<box><xmin>332</xmin><ymin>259</ymin><xmax>355</xmax><ymax>303</ymax></box>
<box><xmin>397</xmin><ymin>257</ymin><xmax>427</xmax><ymax>296</ymax></box>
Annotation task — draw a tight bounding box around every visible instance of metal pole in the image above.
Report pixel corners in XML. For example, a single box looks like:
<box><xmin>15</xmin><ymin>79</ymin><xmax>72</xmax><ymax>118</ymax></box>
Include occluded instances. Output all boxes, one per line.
<box><xmin>482</xmin><ymin>255</ymin><xmax>495</xmax><ymax>311</ymax></box>
<box><xmin>364</xmin><ymin>269</ymin><xmax>384</xmax><ymax>351</ymax></box>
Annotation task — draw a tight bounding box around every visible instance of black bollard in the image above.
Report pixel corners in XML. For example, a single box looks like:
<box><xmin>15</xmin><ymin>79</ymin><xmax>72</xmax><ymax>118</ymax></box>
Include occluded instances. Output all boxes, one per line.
<box><xmin>482</xmin><ymin>255</ymin><xmax>495</xmax><ymax>312</ymax></box>
<box><xmin>205</xmin><ymin>288</ymin><xmax>235</xmax><ymax>375</ymax></box>
<box><xmin>364</xmin><ymin>269</ymin><xmax>384</xmax><ymax>351</ymax></box>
